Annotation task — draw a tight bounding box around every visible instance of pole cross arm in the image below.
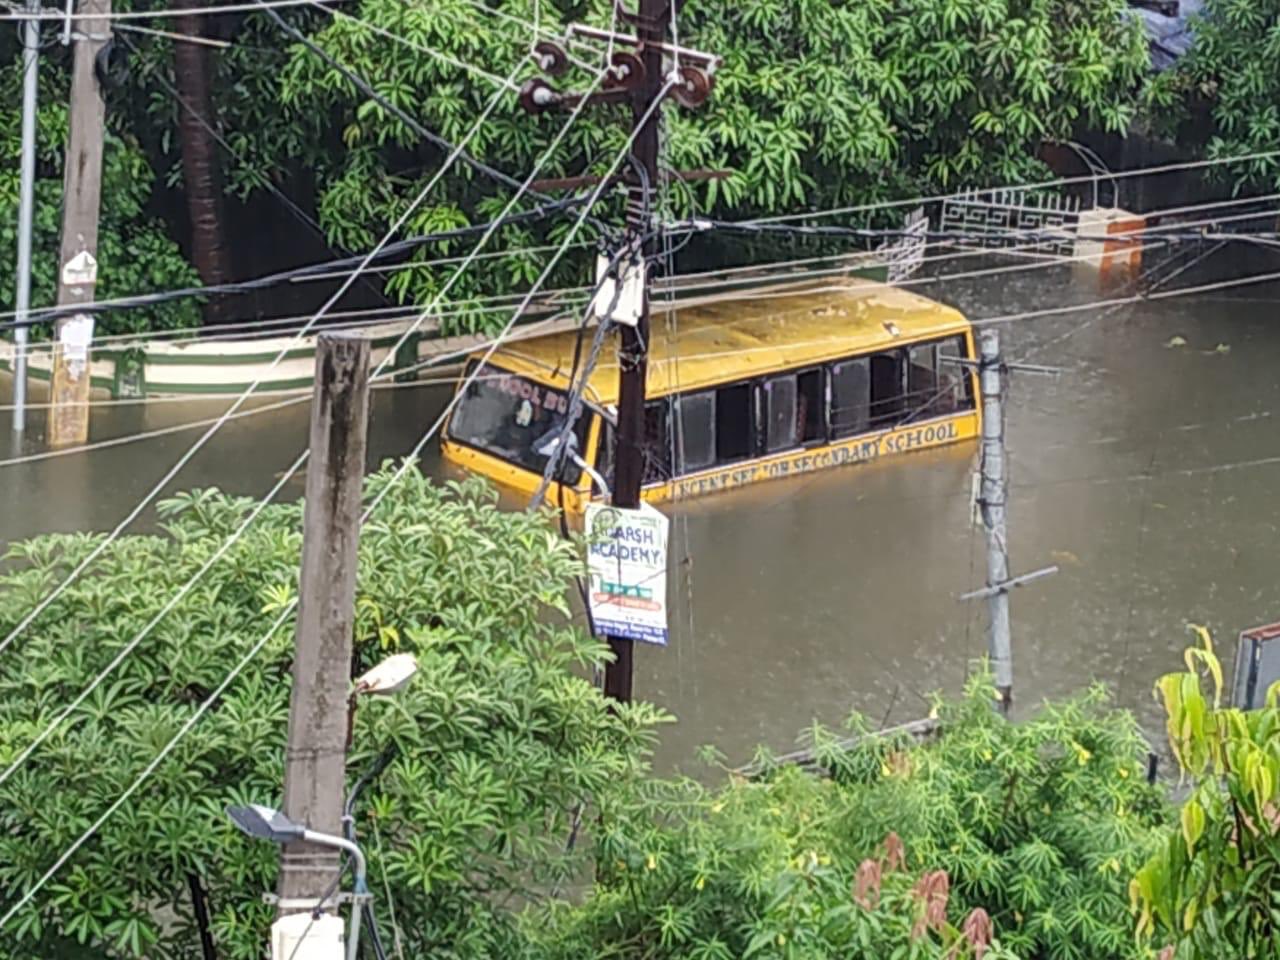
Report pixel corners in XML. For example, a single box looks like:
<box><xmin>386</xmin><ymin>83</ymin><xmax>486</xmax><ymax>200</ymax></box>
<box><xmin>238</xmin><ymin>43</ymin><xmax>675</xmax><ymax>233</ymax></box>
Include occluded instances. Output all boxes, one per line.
<box><xmin>958</xmin><ymin>565</ymin><xmax>1059</xmax><ymax>602</ymax></box>
<box><xmin>940</xmin><ymin>355</ymin><xmax>1064</xmax><ymax>376</ymax></box>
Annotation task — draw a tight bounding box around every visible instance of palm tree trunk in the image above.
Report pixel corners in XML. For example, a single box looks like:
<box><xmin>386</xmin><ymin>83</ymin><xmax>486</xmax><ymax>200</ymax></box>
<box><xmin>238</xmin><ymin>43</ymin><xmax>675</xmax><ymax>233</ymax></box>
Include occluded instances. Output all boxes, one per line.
<box><xmin>173</xmin><ymin>0</ymin><xmax>233</xmax><ymax>325</ymax></box>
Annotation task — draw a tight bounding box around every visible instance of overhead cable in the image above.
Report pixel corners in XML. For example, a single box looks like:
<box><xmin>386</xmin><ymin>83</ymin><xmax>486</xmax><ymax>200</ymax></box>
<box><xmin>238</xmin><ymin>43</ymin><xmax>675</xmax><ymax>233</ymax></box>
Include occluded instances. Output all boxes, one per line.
<box><xmin>0</xmin><ymin>67</ymin><xmax>664</xmax><ymax>933</ymax></box>
<box><xmin>715</xmin><ymin>148</ymin><xmax>1280</xmax><ymax>227</ymax></box>
<box><xmin>0</xmin><ymin>54</ymin><xmax>529</xmax><ymax>663</ymax></box>
<box><xmin>2</xmin><ymin>0</ymin><xmax>359</xmax><ymax>19</ymax></box>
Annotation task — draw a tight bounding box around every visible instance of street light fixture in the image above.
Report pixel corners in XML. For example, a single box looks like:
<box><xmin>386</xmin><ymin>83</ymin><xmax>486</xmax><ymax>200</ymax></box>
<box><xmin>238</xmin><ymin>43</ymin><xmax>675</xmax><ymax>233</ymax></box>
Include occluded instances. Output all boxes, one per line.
<box><xmin>352</xmin><ymin>652</ymin><xmax>418</xmax><ymax>696</ymax></box>
<box><xmin>226</xmin><ymin>804</ymin><xmax>368</xmax><ymax>960</ymax></box>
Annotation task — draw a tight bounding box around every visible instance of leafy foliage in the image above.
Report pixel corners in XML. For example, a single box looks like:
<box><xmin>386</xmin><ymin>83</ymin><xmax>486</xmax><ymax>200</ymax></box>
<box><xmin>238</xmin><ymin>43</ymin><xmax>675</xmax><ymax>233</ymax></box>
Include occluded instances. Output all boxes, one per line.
<box><xmin>0</xmin><ymin>469</ymin><xmax>666</xmax><ymax>959</ymax></box>
<box><xmin>2</xmin><ymin>0</ymin><xmax>1151</xmax><ymax>338</ymax></box>
<box><xmin>267</xmin><ymin>0</ymin><xmax>1148</xmax><ymax>327</ymax></box>
<box><xmin>533</xmin><ymin>676</ymin><xmax>1167</xmax><ymax>960</ymax></box>
<box><xmin>0</xmin><ymin>35</ymin><xmax>201</xmax><ymax>337</ymax></box>
<box><xmin>1132</xmin><ymin>627</ymin><xmax>1280</xmax><ymax>959</ymax></box>
<box><xmin>1143</xmin><ymin>0</ymin><xmax>1280</xmax><ymax>192</ymax></box>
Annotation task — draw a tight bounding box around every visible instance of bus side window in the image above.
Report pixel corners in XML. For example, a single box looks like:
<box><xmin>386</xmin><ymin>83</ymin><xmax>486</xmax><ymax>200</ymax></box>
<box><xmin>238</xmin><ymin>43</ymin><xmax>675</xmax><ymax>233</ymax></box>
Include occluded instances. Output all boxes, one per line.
<box><xmin>762</xmin><ymin>374</ymin><xmax>799</xmax><ymax>453</ymax></box>
<box><xmin>829</xmin><ymin>358</ymin><xmax>870</xmax><ymax>438</ymax></box>
<box><xmin>715</xmin><ymin>383</ymin><xmax>752</xmax><ymax>463</ymax></box>
<box><xmin>936</xmin><ymin>336</ymin><xmax>973</xmax><ymax>410</ymax></box>
<box><xmin>642</xmin><ymin>399</ymin><xmax>672</xmax><ymax>485</ymax></box>
<box><xmin>674</xmin><ymin>391</ymin><xmax>716</xmax><ymax>474</ymax></box>
<box><xmin>869</xmin><ymin>352</ymin><xmax>906</xmax><ymax>427</ymax></box>
<box><xmin>797</xmin><ymin>368</ymin><xmax>825</xmax><ymax>443</ymax></box>
<box><xmin>907</xmin><ymin>342</ymin><xmax>939</xmax><ymax>417</ymax></box>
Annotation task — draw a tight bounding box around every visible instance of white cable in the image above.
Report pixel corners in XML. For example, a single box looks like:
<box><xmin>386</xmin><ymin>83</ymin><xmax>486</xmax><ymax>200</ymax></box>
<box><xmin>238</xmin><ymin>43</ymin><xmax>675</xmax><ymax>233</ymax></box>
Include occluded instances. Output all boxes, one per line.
<box><xmin>0</xmin><ymin>373</ymin><xmax>482</xmax><ymax>412</ymax></box>
<box><xmin>723</xmin><ymin>148</ymin><xmax>1280</xmax><ymax>227</ymax></box>
<box><xmin>0</xmin><ymin>395</ymin><xmax>311</xmax><ymax>466</ymax></box>
<box><xmin>0</xmin><ymin>58</ymin><xmax>523</xmax><ymax>662</ymax></box>
<box><xmin>5</xmin><ymin>0</ymin><xmax>360</xmax><ymax>18</ymax></box>
<box><xmin>0</xmin><ymin>64</ymin><xmax>610</xmax><ymax>794</ymax></box>
<box><xmin>31</xmin><ymin>188</ymin><xmax>1264</xmax><ymax>363</ymax></box>
<box><xmin>114</xmin><ymin>22</ymin><xmax>230</xmax><ymax>47</ymax></box>
<box><xmin>7</xmin><ymin>187</ymin><xmax>1272</xmax><ymax>355</ymax></box>
<box><xmin>322</xmin><ymin>5</ymin><xmax>520</xmax><ymax>91</ymax></box>
<box><xmin>0</xmin><ymin>72</ymin><xmax>669</xmax><ymax>932</ymax></box>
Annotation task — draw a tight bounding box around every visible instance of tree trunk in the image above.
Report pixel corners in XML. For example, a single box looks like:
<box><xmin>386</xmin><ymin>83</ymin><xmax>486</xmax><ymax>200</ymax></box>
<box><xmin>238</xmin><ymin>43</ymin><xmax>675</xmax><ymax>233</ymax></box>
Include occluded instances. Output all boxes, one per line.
<box><xmin>173</xmin><ymin>0</ymin><xmax>233</xmax><ymax>325</ymax></box>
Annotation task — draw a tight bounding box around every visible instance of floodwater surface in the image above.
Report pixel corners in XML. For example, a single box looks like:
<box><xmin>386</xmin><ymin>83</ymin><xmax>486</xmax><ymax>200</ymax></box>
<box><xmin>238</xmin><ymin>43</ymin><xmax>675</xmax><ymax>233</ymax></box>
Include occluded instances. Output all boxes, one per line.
<box><xmin>4</xmin><ymin>256</ymin><xmax>1279</xmax><ymax>770</ymax></box>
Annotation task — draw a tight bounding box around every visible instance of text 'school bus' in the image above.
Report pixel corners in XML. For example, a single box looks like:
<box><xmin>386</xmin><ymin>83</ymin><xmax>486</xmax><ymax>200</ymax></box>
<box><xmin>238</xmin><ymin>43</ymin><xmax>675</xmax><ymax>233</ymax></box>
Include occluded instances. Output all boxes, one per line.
<box><xmin>440</xmin><ymin>279</ymin><xmax>981</xmax><ymax>511</ymax></box>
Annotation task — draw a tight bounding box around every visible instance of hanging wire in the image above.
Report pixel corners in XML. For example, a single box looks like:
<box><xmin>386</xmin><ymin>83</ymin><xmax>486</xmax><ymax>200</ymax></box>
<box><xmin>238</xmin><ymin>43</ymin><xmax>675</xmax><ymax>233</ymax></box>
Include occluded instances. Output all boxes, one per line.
<box><xmin>371</xmin><ymin>817</ymin><xmax>406</xmax><ymax>960</ymax></box>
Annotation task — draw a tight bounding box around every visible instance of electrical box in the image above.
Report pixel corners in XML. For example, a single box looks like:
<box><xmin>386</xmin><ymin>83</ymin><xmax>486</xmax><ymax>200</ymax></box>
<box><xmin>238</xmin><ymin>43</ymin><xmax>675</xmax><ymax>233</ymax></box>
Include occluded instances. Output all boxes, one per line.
<box><xmin>590</xmin><ymin>252</ymin><xmax>645</xmax><ymax>327</ymax></box>
<box><xmin>1231</xmin><ymin>622</ymin><xmax>1280</xmax><ymax>710</ymax></box>
<box><xmin>272</xmin><ymin>913</ymin><xmax>344</xmax><ymax>960</ymax></box>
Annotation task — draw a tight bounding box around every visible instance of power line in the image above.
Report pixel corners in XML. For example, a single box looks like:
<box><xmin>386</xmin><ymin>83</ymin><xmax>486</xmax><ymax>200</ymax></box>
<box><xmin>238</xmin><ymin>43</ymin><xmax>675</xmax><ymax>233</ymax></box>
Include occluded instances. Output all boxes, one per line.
<box><xmin>0</xmin><ymin>64</ymin><xmax>660</xmax><ymax>931</ymax></box>
<box><xmin>0</xmin><ymin>61</ymin><xmax>612</xmax><ymax>796</ymax></box>
<box><xmin>257</xmin><ymin>3</ymin><xmax>598</xmax><ymax>226</ymax></box>
<box><xmin>115</xmin><ymin>28</ymin><xmax>369</xmax><ymax>282</ymax></box>
<box><xmin>0</xmin><ymin>54</ymin><xmax>530</xmax><ymax>664</ymax></box>
<box><xmin>2</xmin><ymin>0</ymin><xmax>360</xmax><ymax>20</ymax></box>
<box><xmin>322</xmin><ymin>4</ymin><xmax>521</xmax><ymax>92</ymax></box>
<box><xmin>7</xmin><ymin>184</ymin><xmax>1274</xmax><ymax>336</ymax></box>
<box><xmin>714</xmin><ymin>148</ymin><xmax>1280</xmax><ymax>228</ymax></box>
<box><xmin>0</xmin><ymin>196</ymin><xmax>586</xmax><ymax>329</ymax></box>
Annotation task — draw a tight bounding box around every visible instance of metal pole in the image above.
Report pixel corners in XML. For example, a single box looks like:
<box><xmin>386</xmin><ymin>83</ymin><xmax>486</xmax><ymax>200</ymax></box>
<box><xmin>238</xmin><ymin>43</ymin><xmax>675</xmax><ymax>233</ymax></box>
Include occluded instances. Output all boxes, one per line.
<box><xmin>602</xmin><ymin>0</ymin><xmax>665</xmax><ymax>705</ymax></box>
<box><xmin>979</xmin><ymin>330</ymin><xmax>1012</xmax><ymax>715</ymax></box>
<box><xmin>12</xmin><ymin>0</ymin><xmax>40</xmax><ymax>434</ymax></box>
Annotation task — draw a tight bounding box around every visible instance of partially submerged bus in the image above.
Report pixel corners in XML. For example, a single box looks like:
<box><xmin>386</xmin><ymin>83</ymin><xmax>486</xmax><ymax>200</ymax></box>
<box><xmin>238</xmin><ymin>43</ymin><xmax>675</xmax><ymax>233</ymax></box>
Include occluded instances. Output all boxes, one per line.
<box><xmin>440</xmin><ymin>279</ymin><xmax>980</xmax><ymax>511</ymax></box>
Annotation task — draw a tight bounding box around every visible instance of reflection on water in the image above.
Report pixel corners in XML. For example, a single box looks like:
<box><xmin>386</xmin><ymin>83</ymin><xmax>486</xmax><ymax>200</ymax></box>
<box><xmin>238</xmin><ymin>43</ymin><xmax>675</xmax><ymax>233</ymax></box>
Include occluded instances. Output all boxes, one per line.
<box><xmin>4</xmin><ymin>261</ymin><xmax>1280</xmax><ymax>772</ymax></box>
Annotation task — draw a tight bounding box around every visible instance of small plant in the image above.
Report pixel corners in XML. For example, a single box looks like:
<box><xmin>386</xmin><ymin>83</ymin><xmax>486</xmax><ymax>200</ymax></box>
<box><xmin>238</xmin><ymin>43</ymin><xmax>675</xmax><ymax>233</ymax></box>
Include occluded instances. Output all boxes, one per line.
<box><xmin>533</xmin><ymin>674</ymin><xmax>1167</xmax><ymax>960</ymax></box>
<box><xmin>1132</xmin><ymin>627</ymin><xmax>1280</xmax><ymax>959</ymax></box>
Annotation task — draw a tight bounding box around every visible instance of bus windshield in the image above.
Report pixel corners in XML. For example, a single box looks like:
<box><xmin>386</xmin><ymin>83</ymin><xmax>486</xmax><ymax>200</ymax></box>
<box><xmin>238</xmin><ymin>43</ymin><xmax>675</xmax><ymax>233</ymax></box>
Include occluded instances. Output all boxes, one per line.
<box><xmin>448</xmin><ymin>362</ymin><xmax>589</xmax><ymax>485</ymax></box>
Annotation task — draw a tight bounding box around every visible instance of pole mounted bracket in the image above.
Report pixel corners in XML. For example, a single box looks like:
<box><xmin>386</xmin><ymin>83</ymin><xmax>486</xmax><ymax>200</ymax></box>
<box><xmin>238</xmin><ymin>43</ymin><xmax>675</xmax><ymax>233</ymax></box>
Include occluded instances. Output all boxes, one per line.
<box><xmin>533</xmin><ymin>40</ymin><xmax>570</xmax><ymax>76</ymax></box>
<box><xmin>957</xmin><ymin>565</ymin><xmax>1059</xmax><ymax>602</ymax></box>
<box><xmin>263</xmin><ymin>892</ymin><xmax>373</xmax><ymax>909</ymax></box>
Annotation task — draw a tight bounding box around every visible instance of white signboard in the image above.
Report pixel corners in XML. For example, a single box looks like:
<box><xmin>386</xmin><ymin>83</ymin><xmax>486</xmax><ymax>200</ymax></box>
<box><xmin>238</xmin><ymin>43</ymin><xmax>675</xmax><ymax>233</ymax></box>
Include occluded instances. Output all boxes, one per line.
<box><xmin>585</xmin><ymin>501</ymin><xmax>670</xmax><ymax>646</ymax></box>
<box><xmin>59</xmin><ymin>313</ymin><xmax>95</xmax><ymax>379</ymax></box>
<box><xmin>61</xmin><ymin>250</ymin><xmax>98</xmax><ymax>286</ymax></box>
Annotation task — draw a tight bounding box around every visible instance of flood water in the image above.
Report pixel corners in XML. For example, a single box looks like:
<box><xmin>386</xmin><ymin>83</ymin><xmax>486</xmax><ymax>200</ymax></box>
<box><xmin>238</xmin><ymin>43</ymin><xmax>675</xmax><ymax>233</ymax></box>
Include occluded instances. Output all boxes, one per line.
<box><xmin>4</xmin><ymin>252</ymin><xmax>1280</xmax><ymax>771</ymax></box>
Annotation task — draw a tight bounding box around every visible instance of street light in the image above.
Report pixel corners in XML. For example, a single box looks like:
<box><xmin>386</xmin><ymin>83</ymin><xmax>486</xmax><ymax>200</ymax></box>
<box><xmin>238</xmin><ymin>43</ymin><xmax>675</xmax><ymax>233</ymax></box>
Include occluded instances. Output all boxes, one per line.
<box><xmin>535</xmin><ymin>428</ymin><xmax>613</xmax><ymax>500</ymax></box>
<box><xmin>226</xmin><ymin>805</ymin><xmax>368</xmax><ymax>960</ymax></box>
<box><xmin>352</xmin><ymin>652</ymin><xmax>418</xmax><ymax>696</ymax></box>
<box><xmin>346</xmin><ymin>653</ymin><xmax>418</xmax><ymax>751</ymax></box>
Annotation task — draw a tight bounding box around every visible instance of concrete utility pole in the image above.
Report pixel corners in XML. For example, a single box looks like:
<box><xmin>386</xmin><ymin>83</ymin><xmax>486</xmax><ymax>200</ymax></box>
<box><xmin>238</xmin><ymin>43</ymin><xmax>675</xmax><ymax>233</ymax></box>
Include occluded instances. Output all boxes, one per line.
<box><xmin>978</xmin><ymin>330</ymin><xmax>1012</xmax><ymax>715</ymax></box>
<box><xmin>278</xmin><ymin>334</ymin><xmax>371</xmax><ymax>915</ymax></box>
<box><xmin>49</xmin><ymin>0</ymin><xmax>111</xmax><ymax>447</ymax></box>
<box><xmin>11</xmin><ymin>0</ymin><xmax>40</xmax><ymax>435</ymax></box>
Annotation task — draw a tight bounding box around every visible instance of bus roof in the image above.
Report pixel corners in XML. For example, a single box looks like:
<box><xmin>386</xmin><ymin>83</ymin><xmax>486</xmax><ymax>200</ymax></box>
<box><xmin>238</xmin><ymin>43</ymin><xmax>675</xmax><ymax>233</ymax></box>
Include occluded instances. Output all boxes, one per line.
<box><xmin>480</xmin><ymin>278</ymin><xmax>970</xmax><ymax>406</ymax></box>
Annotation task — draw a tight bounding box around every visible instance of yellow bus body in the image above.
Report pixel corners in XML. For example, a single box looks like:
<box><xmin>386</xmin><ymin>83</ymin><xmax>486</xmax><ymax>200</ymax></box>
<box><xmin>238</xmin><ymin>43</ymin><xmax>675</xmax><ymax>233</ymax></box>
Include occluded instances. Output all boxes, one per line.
<box><xmin>440</xmin><ymin>278</ymin><xmax>980</xmax><ymax>511</ymax></box>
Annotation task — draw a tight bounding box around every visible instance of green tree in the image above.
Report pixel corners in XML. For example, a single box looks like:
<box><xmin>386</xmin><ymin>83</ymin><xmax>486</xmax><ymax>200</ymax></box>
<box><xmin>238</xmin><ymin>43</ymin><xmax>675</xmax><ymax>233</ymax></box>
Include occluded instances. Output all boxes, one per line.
<box><xmin>0</xmin><ymin>470</ymin><xmax>666</xmax><ymax>959</ymax></box>
<box><xmin>1131</xmin><ymin>627</ymin><xmax>1280</xmax><ymax>959</ymax></box>
<box><xmin>270</xmin><ymin>0</ymin><xmax>1149</xmax><ymax>328</ymax></box>
<box><xmin>1143</xmin><ymin>0</ymin><xmax>1280</xmax><ymax>193</ymax></box>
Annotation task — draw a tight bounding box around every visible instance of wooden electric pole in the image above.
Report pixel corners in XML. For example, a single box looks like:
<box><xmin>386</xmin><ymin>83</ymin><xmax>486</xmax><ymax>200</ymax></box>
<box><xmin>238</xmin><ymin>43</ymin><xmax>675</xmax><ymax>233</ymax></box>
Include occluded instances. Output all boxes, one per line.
<box><xmin>278</xmin><ymin>333</ymin><xmax>371</xmax><ymax>914</ymax></box>
<box><xmin>520</xmin><ymin>3</ymin><xmax>717</xmax><ymax>705</ymax></box>
<box><xmin>603</xmin><ymin>0</ymin><xmax>667</xmax><ymax>704</ymax></box>
<box><xmin>49</xmin><ymin>0</ymin><xmax>111</xmax><ymax>447</ymax></box>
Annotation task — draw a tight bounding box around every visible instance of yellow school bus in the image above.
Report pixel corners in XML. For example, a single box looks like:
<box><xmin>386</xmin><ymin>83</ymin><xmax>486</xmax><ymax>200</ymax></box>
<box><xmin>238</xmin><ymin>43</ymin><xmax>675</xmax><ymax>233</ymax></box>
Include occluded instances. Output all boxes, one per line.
<box><xmin>440</xmin><ymin>278</ymin><xmax>980</xmax><ymax>511</ymax></box>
